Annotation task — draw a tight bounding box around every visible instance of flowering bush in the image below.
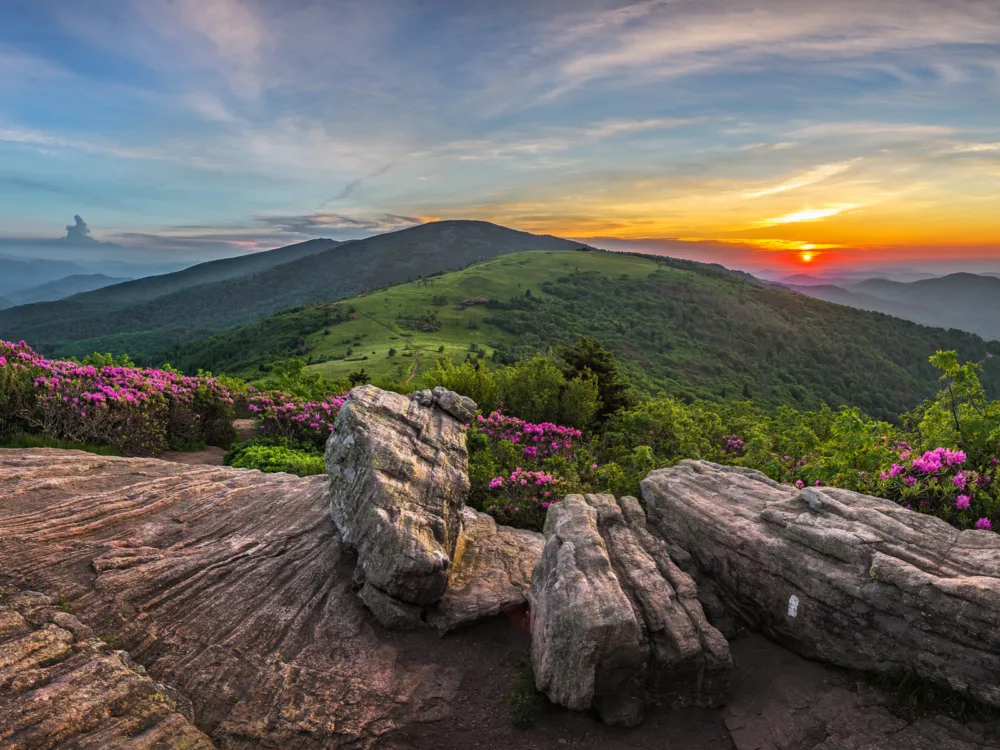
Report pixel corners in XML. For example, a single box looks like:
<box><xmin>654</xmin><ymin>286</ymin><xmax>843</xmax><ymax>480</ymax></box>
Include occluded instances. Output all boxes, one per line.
<box><xmin>716</xmin><ymin>355</ymin><xmax>1000</xmax><ymax>534</ymax></box>
<box><xmin>0</xmin><ymin>341</ymin><xmax>237</xmax><ymax>454</ymax></box>
<box><xmin>467</xmin><ymin>410</ymin><xmax>599</xmax><ymax>530</ymax></box>
<box><xmin>474</xmin><ymin>411</ymin><xmax>581</xmax><ymax>460</ymax></box>
<box><xmin>479</xmin><ymin>467</ymin><xmax>563</xmax><ymax>529</ymax></box>
<box><xmin>248</xmin><ymin>390</ymin><xmax>347</xmax><ymax>449</ymax></box>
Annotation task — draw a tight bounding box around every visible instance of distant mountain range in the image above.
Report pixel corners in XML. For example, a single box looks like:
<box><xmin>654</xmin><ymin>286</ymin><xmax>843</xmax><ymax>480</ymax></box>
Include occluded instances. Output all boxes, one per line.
<box><xmin>0</xmin><ymin>253</ymin><xmax>189</xmax><ymax>298</ymax></box>
<box><xmin>0</xmin><ymin>256</ymin><xmax>88</xmax><ymax>297</ymax></box>
<box><xmin>4</xmin><ymin>274</ymin><xmax>131</xmax><ymax>306</ymax></box>
<box><xmin>788</xmin><ymin>272</ymin><xmax>1000</xmax><ymax>341</ymax></box>
<box><xmin>0</xmin><ymin>221</ymin><xmax>590</xmax><ymax>357</ymax></box>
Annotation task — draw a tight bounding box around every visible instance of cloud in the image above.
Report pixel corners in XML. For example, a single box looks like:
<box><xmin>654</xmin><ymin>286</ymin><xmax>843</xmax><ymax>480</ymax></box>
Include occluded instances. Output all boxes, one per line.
<box><xmin>258</xmin><ymin>212</ymin><xmax>423</xmax><ymax>235</ymax></box>
<box><xmin>788</xmin><ymin>122</ymin><xmax>959</xmax><ymax>139</ymax></box>
<box><xmin>763</xmin><ymin>205</ymin><xmax>861</xmax><ymax>226</ymax></box>
<box><xmin>326</xmin><ymin>162</ymin><xmax>397</xmax><ymax>203</ymax></box>
<box><xmin>63</xmin><ymin>215</ymin><xmax>95</xmax><ymax>243</ymax></box>
<box><xmin>743</xmin><ymin>159</ymin><xmax>860</xmax><ymax>199</ymax></box>
<box><xmin>548</xmin><ymin>0</ymin><xmax>1000</xmax><ymax>94</ymax></box>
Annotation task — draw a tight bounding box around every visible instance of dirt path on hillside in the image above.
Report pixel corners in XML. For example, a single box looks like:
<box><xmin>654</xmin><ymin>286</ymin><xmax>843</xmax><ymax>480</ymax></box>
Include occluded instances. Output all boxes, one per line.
<box><xmin>405</xmin><ymin>352</ymin><xmax>421</xmax><ymax>385</ymax></box>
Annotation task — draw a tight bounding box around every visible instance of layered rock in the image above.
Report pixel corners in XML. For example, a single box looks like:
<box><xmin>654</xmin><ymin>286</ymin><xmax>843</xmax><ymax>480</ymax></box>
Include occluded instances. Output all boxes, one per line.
<box><xmin>325</xmin><ymin>385</ymin><xmax>542</xmax><ymax>632</ymax></box>
<box><xmin>0</xmin><ymin>449</ymin><xmax>458</xmax><ymax>747</ymax></box>
<box><xmin>529</xmin><ymin>493</ymin><xmax>732</xmax><ymax>726</ymax></box>
<box><xmin>326</xmin><ymin>385</ymin><xmax>473</xmax><ymax>607</ymax></box>
<box><xmin>641</xmin><ymin>460</ymin><xmax>1000</xmax><ymax>709</ymax></box>
<box><xmin>0</xmin><ymin>589</ymin><xmax>214</xmax><ymax>749</ymax></box>
<box><xmin>427</xmin><ymin>506</ymin><xmax>544</xmax><ymax>633</ymax></box>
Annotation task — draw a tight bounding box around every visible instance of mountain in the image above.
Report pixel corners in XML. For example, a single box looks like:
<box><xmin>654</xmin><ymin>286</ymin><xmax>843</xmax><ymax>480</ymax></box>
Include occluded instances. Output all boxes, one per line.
<box><xmin>791</xmin><ymin>273</ymin><xmax>1000</xmax><ymax>340</ymax></box>
<box><xmin>0</xmin><ymin>222</ymin><xmax>588</xmax><ymax>358</ymax></box>
<box><xmin>0</xmin><ymin>296</ymin><xmax>10</xmax><ymax>311</ymax></box>
<box><xmin>166</xmin><ymin>249</ymin><xmax>1000</xmax><ymax>422</ymax></box>
<box><xmin>0</xmin><ymin>237</ymin><xmax>341</xmax><ymax>354</ymax></box>
<box><xmin>0</xmin><ymin>256</ymin><xmax>88</xmax><ymax>296</ymax></box>
<box><xmin>5</xmin><ymin>274</ymin><xmax>131</xmax><ymax>305</ymax></box>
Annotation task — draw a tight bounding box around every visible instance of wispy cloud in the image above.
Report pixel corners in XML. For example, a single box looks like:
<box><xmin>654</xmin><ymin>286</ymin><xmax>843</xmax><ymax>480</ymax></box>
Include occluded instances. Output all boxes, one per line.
<box><xmin>743</xmin><ymin>160</ymin><xmax>860</xmax><ymax>199</ymax></box>
<box><xmin>258</xmin><ymin>212</ymin><xmax>423</xmax><ymax>235</ymax></box>
<box><xmin>762</xmin><ymin>204</ymin><xmax>861</xmax><ymax>226</ymax></box>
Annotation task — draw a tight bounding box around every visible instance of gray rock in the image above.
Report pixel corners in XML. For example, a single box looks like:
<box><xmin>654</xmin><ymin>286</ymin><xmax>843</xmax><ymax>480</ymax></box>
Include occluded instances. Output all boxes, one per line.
<box><xmin>529</xmin><ymin>493</ymin><xmax>732</xmax><ymax>726</ymax></box>
<box><xmin>642</xmin><ymin>459</ymin><xmax>1000</xmax><ymax>710</ymax></box>
<box><xmin>431</xmin><ymin>385</ymin><xmax>477</xmax><ymax>424</ymax></box>
<box><xmin>426</xmin><ymin>506</ymin><xmax>544</xmax><ymax>633</ymax></box>
<box><xmin>359</xmin><ymin>582</ymin><xmax>427</xmax><ymax>630</ymax></box>
<box><xmin>326</xmin><ymin>384</ymin><xmax>472</xmax><ymax>606</ymax></box>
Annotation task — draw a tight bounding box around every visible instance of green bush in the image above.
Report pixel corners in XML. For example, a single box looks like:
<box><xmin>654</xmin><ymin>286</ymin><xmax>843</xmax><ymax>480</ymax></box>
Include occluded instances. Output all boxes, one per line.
<box><xmin>224</xmin><ymin>437</ymin><xmax>324</xmax><ymax>477</ymax></box>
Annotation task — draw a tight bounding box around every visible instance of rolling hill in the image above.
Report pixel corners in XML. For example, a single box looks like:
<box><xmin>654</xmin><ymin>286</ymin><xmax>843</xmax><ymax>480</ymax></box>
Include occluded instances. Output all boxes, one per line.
<box><xmin>792</xmin><ymin>273</ymin><xmax>1000</xmax><ymax>340</ymax></box>
<box><xmin>0</xmin><ymin>222</ymin><xmax>588</xmax><ymax>358</ymax></box>
<box><xmin>5</xmin><ymin>274</ymin><xmax>131</xmax><ymax>305</ymax></box>
<box><xmin>165</xmin><ymin>249</ymin><xmax>1000</xmax><ymax>422</ymax></box>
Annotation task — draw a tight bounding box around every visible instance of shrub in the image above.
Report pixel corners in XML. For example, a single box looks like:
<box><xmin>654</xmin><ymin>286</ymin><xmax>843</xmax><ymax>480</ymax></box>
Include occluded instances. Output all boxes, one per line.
<box><xmin>224</xmin><ymin>437</ymin><xmax>324</xmax><ymax>477</ymax></box>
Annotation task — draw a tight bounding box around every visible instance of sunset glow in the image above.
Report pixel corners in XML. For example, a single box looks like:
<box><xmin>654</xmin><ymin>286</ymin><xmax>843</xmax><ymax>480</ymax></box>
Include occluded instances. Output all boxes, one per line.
<box><xmin>0</xmin><ymin>0</ymin><xmax>997</xmax><ymax>272</ymax></box>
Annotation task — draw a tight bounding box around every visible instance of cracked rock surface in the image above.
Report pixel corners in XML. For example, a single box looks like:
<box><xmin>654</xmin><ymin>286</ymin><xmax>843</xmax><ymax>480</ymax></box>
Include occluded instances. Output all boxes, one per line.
<box><xmin>0</xmin><ymin>449</ymin><xmax>458</xmax><ymax>748</ymax></box>
<box><xmin>529</xmin><ymin>493</ymin><xmax>732</xmax><ymax>726</ymax></box>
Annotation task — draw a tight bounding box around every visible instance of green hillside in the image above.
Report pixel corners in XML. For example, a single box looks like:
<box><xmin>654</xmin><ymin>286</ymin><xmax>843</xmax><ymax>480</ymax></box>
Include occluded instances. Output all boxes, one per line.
<box><xmin>0</xmin><ymin>237</ymin><xmax>339</xmax><ymax>350</ymax></box>
<box><xmin>166</xmin><ymin>249</ymin><xmax>1000</xmax><ymax>421</ymax></box>
<box><xmin>0</xmin><ymin>221</ymin><xmax>587</xmax><ymax>358</ymax></box>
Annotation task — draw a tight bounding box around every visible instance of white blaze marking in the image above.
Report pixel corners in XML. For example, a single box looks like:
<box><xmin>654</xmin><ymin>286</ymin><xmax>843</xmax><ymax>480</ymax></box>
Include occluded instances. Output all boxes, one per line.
<box><xmin>787</xmin><ymin>595</ymin><xmax>800</xmax><ymax>617</ymax></box>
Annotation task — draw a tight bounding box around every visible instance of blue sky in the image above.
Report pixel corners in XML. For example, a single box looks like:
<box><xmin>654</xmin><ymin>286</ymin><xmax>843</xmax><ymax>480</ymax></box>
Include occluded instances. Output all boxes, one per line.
<box><xmin>1</xmin><ymin>0</ymin><xmax>999</xmax><ymax>271</ymax></box>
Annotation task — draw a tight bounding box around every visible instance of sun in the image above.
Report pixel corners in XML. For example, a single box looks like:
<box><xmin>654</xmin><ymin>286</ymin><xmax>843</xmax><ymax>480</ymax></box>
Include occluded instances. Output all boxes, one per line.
<box><xmin>799</xmin><ymin>251</ymin><xmax>815</xmax><ymax>263</ymax></box>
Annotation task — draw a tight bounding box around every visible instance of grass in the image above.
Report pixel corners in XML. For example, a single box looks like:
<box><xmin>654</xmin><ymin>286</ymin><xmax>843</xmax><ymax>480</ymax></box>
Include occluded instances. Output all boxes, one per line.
<box><xmin>852</xmin><ymin>667</ymin><xmax>1000</xmax><ymax>723</ymax></box>
<box><xmin>0</xmin><ymin>433</ymin><xmax>120</xmax><ymax>456</ymax></box>
<box><xmin>168</xmin><ymin>250</ymin><xmax>661</xmax><ymax>384</ymax></box>
<box><xmin>507</xmin><ymin>652</ymin><xmax>546</xmax><ymax>729</ymax></box>
<box><xmin>302</xmin><ymin>251</ymin><xmax>660</xmax><ymax>383</ymax></box>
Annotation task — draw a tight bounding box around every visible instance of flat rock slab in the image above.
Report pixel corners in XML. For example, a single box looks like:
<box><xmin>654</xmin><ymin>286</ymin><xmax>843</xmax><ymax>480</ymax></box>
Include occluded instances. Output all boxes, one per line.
<box><xmin>641</xmin><ymin>460</ymin><xmax>1000</xmax><ymax>710</ymax></box>
<box><xmin>0</xmin><ymin>590</ymin><xmax>213</xmax><ymax>749</ymax></box>
<box><xmin>0</xmin><ymin>449</ymin><xmax>458</xmax><ymax>748</ymax></box>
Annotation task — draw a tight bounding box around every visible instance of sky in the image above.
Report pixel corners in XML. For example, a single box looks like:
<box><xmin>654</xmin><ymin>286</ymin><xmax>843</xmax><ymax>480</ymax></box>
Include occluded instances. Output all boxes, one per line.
<box><xmin>1</xmin><ymin>0</ymin><xmax>999</xmax><ymax>273</ymax></box>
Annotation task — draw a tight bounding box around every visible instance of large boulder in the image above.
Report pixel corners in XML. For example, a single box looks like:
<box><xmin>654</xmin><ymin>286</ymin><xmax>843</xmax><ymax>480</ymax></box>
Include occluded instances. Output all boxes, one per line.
<box><xmin>529</xmin><ymin>493</ymin><xmax>732</xmax><ymax>726</ymax></box>
<box><xmin>641</xmin><ymin>460</ymin><xmax>1000</xmax><ymax>710</ymax></box>
<box><xmin>325</xmin><ymin>384</ymin><xmax>474</xmax><ymax>606</ymax></box>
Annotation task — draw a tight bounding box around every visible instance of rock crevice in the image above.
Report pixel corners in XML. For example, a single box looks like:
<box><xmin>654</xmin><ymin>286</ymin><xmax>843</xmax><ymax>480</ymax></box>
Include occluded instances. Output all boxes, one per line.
<box><xmin>529</xmin><ymin>493</ymin><xmax>732</xmax><ymax>726</ymax></box>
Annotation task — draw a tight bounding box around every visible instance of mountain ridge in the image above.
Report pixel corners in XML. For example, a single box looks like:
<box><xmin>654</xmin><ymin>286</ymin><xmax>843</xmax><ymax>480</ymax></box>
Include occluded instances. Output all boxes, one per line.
<box><xmin>0</xmin><ymin>221</ymin><xmax>590</xmax><ymax>357</ymax></box>
<box><xmin>164</xmin><ymin>248</ymin><xmax>1000</xmax><ymax>422</ymax></box>
<box><xmin>5</xmin><ymin>274</ymin><xmax>132</xmax><ymax>306</ymax></box>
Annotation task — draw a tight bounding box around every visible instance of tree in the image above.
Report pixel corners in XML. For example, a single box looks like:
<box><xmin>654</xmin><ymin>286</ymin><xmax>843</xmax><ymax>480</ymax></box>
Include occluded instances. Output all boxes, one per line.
<box><xmin>348</xmin><ymin>369</ymin><xmax>370</xmax><ymax>386</ymax></box>
<box><xmin>558</xmin><ymin>336</ymin><xmax>634</xmax><ymax>420</ymax></box>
